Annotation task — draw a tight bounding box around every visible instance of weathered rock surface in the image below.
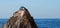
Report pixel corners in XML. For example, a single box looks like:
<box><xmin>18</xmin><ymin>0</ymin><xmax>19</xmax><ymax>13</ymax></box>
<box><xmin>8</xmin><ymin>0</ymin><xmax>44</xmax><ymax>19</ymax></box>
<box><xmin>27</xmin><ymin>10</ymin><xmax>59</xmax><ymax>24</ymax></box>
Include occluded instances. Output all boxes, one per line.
<box><xmin>2</xmin><ymin>7</ymin><xmax>38</xmax><ymax>28</ymax></box>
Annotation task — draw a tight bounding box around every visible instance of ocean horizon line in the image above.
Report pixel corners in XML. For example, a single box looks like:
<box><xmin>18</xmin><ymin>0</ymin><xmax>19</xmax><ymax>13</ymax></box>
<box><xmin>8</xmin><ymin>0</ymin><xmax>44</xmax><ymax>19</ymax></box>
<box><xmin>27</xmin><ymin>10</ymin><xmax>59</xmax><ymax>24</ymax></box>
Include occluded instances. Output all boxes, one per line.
<box><xmin>0</xmin><ymin>18</ymin><xmax>60</xmax><ymax>19</ymax></box>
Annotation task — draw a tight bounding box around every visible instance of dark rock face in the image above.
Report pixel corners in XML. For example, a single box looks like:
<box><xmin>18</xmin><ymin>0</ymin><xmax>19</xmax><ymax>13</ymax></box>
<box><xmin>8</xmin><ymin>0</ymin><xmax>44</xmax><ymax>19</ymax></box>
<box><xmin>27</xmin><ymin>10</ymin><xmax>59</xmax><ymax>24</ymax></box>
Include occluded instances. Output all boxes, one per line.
<box><xmin>2</xmin><ymin>7</ymin><xmax>38</xmax><ymax>28</ymax></box>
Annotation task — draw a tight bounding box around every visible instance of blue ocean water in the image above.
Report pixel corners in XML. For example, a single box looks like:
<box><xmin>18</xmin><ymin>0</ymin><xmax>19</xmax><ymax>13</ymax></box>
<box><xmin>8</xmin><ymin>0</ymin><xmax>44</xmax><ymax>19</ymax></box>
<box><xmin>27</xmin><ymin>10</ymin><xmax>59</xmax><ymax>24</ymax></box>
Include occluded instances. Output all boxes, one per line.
<box><xmin>0</xmin><ymin>18</ymin><xmax>60</xmax><ymax>28</ymax></box>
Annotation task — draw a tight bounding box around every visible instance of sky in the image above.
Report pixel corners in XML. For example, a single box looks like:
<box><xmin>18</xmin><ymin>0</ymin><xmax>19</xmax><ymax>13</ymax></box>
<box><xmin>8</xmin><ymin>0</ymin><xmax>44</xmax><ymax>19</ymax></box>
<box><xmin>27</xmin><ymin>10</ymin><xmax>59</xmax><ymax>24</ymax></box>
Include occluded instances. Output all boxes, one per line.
<box><xmin>0</xmin><ymin>0</ymin><xmax>60</xmax><ymax>18</ymax></box>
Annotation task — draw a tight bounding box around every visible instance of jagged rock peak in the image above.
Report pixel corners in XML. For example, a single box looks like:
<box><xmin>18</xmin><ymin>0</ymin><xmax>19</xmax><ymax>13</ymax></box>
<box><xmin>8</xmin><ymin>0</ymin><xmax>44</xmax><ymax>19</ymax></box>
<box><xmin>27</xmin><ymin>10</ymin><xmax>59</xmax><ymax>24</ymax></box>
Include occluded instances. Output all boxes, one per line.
<box><xmin>2</xmin><ymin>6</ymin><xmax>38</xmax><ymax>28</ymax></box>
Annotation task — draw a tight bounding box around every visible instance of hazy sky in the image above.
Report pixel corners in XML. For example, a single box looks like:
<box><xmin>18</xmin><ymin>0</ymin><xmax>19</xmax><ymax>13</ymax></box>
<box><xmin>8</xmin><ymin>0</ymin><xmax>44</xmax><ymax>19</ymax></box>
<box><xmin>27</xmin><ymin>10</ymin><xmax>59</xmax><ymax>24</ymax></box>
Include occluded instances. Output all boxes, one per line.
<box><xmin>0</xmin><ymin>0</ymin><xmax>60</xmax><ymax>18</ymax></box>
